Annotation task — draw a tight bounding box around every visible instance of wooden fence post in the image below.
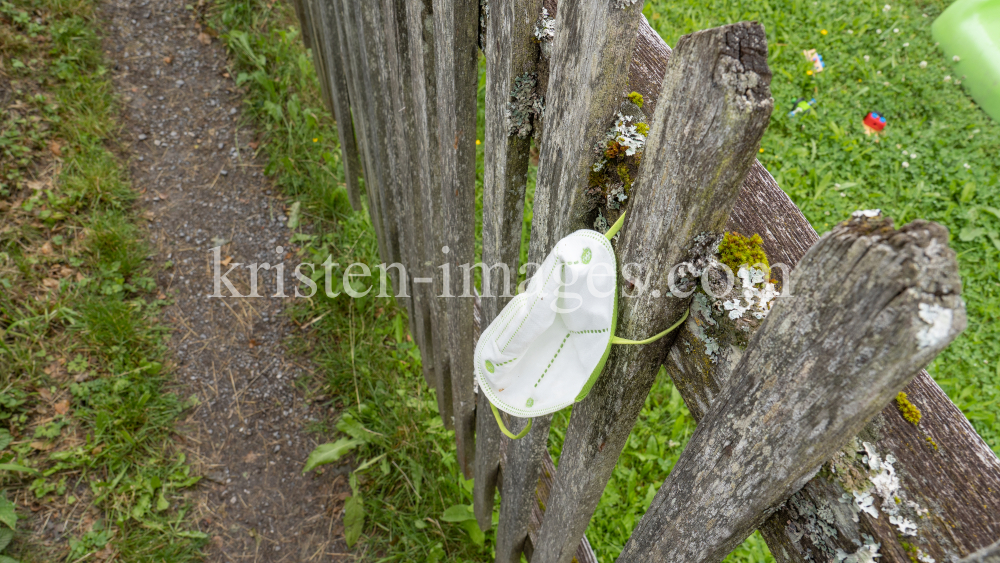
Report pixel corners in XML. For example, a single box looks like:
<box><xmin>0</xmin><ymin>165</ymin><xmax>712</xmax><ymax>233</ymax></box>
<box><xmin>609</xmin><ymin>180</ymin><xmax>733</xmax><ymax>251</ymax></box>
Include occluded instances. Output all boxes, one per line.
<box><xmin>475</xmin><ymin>0</ymin><xmax>543</xmax><ymax>532</ymax></box>
<box><xmin>291</xmin><ymin>0</ymin><xmax>312</xmax><ymax>49</ymax></box>
<box><xmin>494</xmin><ymin>2</ymin><xmax>647</xmax><ymax>561</ymax></box>
<box><xmin>431</xmin><ymin>0</ymin><xmax>479</xmax><ymax>477</ymax></box>
<box><xmin>619</xmin><ymin>215</ymin><xmax>966</xmax><ymax>563</ymax></box>
<box><xmin>529</xmin><ymin>22</ymin><xmax>774</xmax><ymax>563</ymax></box>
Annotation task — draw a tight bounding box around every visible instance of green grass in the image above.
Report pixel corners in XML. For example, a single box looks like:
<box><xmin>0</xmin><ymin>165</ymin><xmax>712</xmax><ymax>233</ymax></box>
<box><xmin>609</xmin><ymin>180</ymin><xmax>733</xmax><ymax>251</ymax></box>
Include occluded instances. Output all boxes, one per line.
<box><xmin>210</xmin><ymin>0</ymin><xmax>999</xmax><ymax>562</ymax></box>
<box><xmin>0</xmin><ymin>1</ymin><xmax>203</xmax><ymax>560</ymax></box>
<box><xmin>643</xmin><ymin>0</ymin><xmax>1000</xmax><ymax>454</ymax></box>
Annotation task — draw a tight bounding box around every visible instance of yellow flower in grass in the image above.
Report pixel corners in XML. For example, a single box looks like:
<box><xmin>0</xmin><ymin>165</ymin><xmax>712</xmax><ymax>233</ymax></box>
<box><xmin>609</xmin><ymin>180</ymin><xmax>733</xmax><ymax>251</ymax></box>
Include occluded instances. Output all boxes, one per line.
<box><xmin>821</xmin><ymin>29</ymin><xmax>828</xmax><ymax>35</ymax></box>
<box><xmin>312</xmin><ymin>138</ymin><xmax>318</xmax><ymax>142</ymax></box>
<box><xmin>807</xmin><ymin>70</ymin><xmax>814</xmax><ymax>75</ymax></box>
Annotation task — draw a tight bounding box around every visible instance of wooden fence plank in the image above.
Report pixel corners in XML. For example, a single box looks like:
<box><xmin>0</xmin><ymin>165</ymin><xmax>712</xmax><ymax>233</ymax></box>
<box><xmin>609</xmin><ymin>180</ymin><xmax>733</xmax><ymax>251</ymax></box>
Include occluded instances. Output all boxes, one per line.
<box><xmin>380</xmin><ymin>0</ymin><xmax>437</xmax><ymax>369</ymax></box>
<box><xmin>404</xmin><ymin>0</ymin><xmax>454</xmax><ymax>418</ymax></box>
<box><xmin>960</xmin><ymin>540</ymin><xmax>1000</xmax><ymax>563</ymax></box>
<box><xmin>632</xmin><ymin>17</ymin><xmax>1000</xmax><ymax>563</ymax></box>
<box><xmin>471</xmin><ymin>300</ymin><xmax>599</xmax><ymax>563</ymax></box>
<box><xmin>527</xmin><ymin>0</ymin><xmax>645</xmax><ymax>261</ymax></box>
<box><xmin>619</xmin><ymin>215</ymin><xmax>966</xmax><ymax>563</ymax></box>
<box><xmin>497</xmin><ymin>441</ymin><xmax>600</xmax><ymax>563</ymax></box>
<box><xmin>337</xmin><ymin>0</ymin><xmax>390</xmax><ymax>265</ymax></box>
<box><xmin>530</xmin><ymin>22</ymin><xmax>774</xmax><ymax>563</ymax></box>
<box><xmin>430</xmin><ymin>0</ymin><xmax>479</xmax><ymax>476</ymax></box>
<box><xmin>291</xmin><ymin>0</ymin><xmax>311</xmax><ymax>50</ymax></box>
<box><xmin>474</xmin><ymin>0</ymin><xmax>542</xmax><ymax>532</ymax></box>
<box><xmin>362</xmin><ymin>0</ymin><xmax>406</xmax><ymax>270</ymax></box>
<box><xmin>495</xmin><ymin>3</ymin><xmax>646</xmax><ymax>561</ymax></box>
<box><xmin>301</xmin><ymin>0</ymin><xmax>330</xmax><ymax>115</ymax></box>
<box><xmin>314</xmin><ymin>0</ymin><xmax>363</xmax><ymax>211</ymax></box>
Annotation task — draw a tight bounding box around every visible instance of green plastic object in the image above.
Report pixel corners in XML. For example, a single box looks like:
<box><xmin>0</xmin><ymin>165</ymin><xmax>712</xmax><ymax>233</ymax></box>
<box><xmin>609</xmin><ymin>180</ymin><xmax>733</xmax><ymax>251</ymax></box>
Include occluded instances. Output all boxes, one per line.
<box><xmin>932</xmin><ymin>0</ymin><xmax>1000</xmax><ymax>122</ymax></box>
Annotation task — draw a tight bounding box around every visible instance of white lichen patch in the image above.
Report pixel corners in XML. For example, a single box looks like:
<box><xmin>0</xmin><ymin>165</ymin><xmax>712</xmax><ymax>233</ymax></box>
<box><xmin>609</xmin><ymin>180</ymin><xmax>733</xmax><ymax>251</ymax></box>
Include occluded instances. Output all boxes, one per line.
<box><xmin>889</xmin><ymin>514</ymin><xmax>918</xmax><ymax>536</ymax></box>
<box><xmin>852</xmin><ymin>442</ymin><xmax>927</xmax><ymax>536</ymax></box>
<box><xmin>916</xmin><ymin>303</ymin><xmax>953</xmax><ymax>349</ymax></box>
<box><xmin>533</xmin><ymin>7</ymin><xmax>555</xmax><ymax>42</ymax></box>
<box><xmin>613</xmin><ymin>0</ymin><xmax>640</xmax><ymax>8</ymax></box>
<box><xmin>835</xmin><ymin>535</ymin><xmax>881</xmax><ymax>563</ymax></box>
<box><xmin>852</xmin><ymin>209</ymin><xmax>882</xmax><ymax>218</ymax></box>
<box><xmin>853</xmin><ymin>491</ymin><xmax>879</xmax><ymax>519</ymax></box>
<box><xmin>906</xmin><ymin>500</ymin><xmax>929</xmax><ymax>517</ymax></box>
<box><xmin>916</xmin><ymin>548</ymin><xmax>935</xmax><ymax>563</ymax></box>
<box><xmin>607</xmin><ymin>183</ymin><xmax>627</xmax><ymax>210</ymax></box>
<box><xmin>593</xmin><ymin>213</ymin><xmax>609</xmax><ymax>234</ymax></box>
<box><xmin>722</xmin><ymin>266</ymin><xmax>779</xmax><ymax>320</ymax></box>
<box><xmin>506</xmin><ymin>72</ymin><xmax>544</xmax><ymax>139</ymax></box>
<box><xmin>612</xmin><ymin>113</ymin><xmax>645</xmax><ymax>156</ymax></box>
<box><xmin>592</xmin><ymin>112</ymin><xmax>647</xmax><ymax>175</ymax></box>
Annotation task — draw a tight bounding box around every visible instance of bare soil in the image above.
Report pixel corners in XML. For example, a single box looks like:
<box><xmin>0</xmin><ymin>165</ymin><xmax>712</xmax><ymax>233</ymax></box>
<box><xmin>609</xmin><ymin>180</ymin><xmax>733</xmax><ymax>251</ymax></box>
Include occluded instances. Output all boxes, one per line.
<box><xmin>100</xmin><ymin>0</ymin><xmax>350</xmax><ymax>559</ymax></box>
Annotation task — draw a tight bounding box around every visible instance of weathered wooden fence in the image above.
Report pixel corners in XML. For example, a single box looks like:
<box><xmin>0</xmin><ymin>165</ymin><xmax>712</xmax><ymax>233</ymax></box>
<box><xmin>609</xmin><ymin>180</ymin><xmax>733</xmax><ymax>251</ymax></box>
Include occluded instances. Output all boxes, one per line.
<box><xmin>290</xmin><ymin>0</ymin><xmax>1000</xmax><ymax>561</ymax></box>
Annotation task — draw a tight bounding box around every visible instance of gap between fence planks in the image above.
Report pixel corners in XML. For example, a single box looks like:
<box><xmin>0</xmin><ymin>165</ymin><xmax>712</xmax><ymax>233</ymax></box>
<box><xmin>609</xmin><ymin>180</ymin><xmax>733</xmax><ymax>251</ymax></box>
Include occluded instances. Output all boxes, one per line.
<box><xmin>475</xmin><ymin>0</ymin><xmax>543</xmax><ymax>533</ymax></box>
<box><xmin>619</xmin><ymin>215</ymin><xmax>967</xmax><ymax>563</ymax></box>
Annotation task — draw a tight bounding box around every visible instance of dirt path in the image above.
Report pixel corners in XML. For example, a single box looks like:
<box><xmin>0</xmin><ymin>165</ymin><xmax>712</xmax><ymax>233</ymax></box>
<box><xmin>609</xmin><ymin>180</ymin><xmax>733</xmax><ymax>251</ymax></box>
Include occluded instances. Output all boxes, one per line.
<box><xmin>100</xmin><ymin>0</ymin><xmax>349</xmax><ymax>560</ymax></box>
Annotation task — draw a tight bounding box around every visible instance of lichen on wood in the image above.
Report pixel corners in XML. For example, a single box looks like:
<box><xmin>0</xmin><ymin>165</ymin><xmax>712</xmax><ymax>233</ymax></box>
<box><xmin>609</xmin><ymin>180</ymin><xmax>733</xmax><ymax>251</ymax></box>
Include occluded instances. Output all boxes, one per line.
<box><xmin>506</xmin><ymin>71</ymin><xmax>544</xmax><ymax>139</ymax></box>
<box><xmin>621</xmin><ymin>215</ymin><xmax>966</xmax><ymax>563</ymax></box>
<box><xmin>896</xmin><ymin>392</ymin><xmax>922</xmax><ymax>426</ymax></box>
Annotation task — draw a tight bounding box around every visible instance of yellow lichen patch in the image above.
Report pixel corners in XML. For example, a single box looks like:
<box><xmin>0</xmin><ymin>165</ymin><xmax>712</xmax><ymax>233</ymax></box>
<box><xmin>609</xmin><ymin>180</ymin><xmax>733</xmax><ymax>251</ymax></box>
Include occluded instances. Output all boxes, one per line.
<box><xmin>636</xmin><ymin>122</ymin><xmax>649</xmax><ymax>136</ymax></box>
<box><xmin>718</xmin><ymin>232</ymin><xmax>769</xmax><ymax>275</ymax></box>
<box><xmin>896</xmin><ymin>392</ymin><xmax>922</xmax><ymax>426</ymax></box>
<box><xmin>925</xmin><ymin>436</ymin><xmax>938</xmax><ymax>450</ymax></box>
<box><xmin>627</xmin><ymin>91</ymin><xmax>644</xmax><ymax>108</ymax></box>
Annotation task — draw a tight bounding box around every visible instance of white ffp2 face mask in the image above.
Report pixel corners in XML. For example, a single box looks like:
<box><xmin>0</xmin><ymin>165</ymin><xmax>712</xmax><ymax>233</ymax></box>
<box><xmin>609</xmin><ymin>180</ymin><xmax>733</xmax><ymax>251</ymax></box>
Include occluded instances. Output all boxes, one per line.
<box><xmin>474</xmin><ymin>213</ymin><xmax>687</xmax><ymax>439</ymax></box>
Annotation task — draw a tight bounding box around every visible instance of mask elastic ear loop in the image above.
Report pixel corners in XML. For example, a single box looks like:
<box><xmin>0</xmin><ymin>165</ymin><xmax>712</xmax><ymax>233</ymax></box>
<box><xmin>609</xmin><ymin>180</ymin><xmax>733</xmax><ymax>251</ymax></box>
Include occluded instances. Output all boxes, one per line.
<box><xmin>611</xmin><ymin>309</ymin><xmax>689</xmax><ymax>345</ymax></box>
<box><xmin>491</xmin><ymin>403</ymin><xmax>532</xmax><ymax>439</ymax></box>
<box><xmin>605</xmin><ymin>211</ymin><xmax>627</xmax><ymax>240</ymax></box>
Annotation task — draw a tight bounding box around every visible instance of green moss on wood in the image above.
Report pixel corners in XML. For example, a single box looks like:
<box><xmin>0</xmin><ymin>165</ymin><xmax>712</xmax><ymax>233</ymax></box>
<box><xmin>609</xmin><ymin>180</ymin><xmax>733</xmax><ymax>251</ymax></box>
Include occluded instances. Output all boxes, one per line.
<box><xmin>718</xmin><ymin>232</ymin><xmax>769</xmax><ymax>275</ymax></box>
<box><xmin>896</xmin><ymin>392</ymin><xmax>922</xmax><ymax>426</ymax></box>
<box><xmin>628</xmin><ymin>91</ymin><xmax>644</xmax><ymax>108</ymax></box>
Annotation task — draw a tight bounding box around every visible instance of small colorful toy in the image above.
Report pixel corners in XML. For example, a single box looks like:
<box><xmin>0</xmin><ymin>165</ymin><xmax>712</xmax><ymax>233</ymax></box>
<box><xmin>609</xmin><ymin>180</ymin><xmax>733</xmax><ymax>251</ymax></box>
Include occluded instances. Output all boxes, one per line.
<box><xmin>788</xmin><ymin>98</ymin><xmax>817</xmax><ymax>118</ymax></box>
<box><xmin>863</xmin><ymin>112</ymin><xmax>887</xmax><ymax>134</ymax></box>
<box><xmin>803</xmin><ymin>49</ymin><xmax>825</xmax><ymax>73</ymax></box>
